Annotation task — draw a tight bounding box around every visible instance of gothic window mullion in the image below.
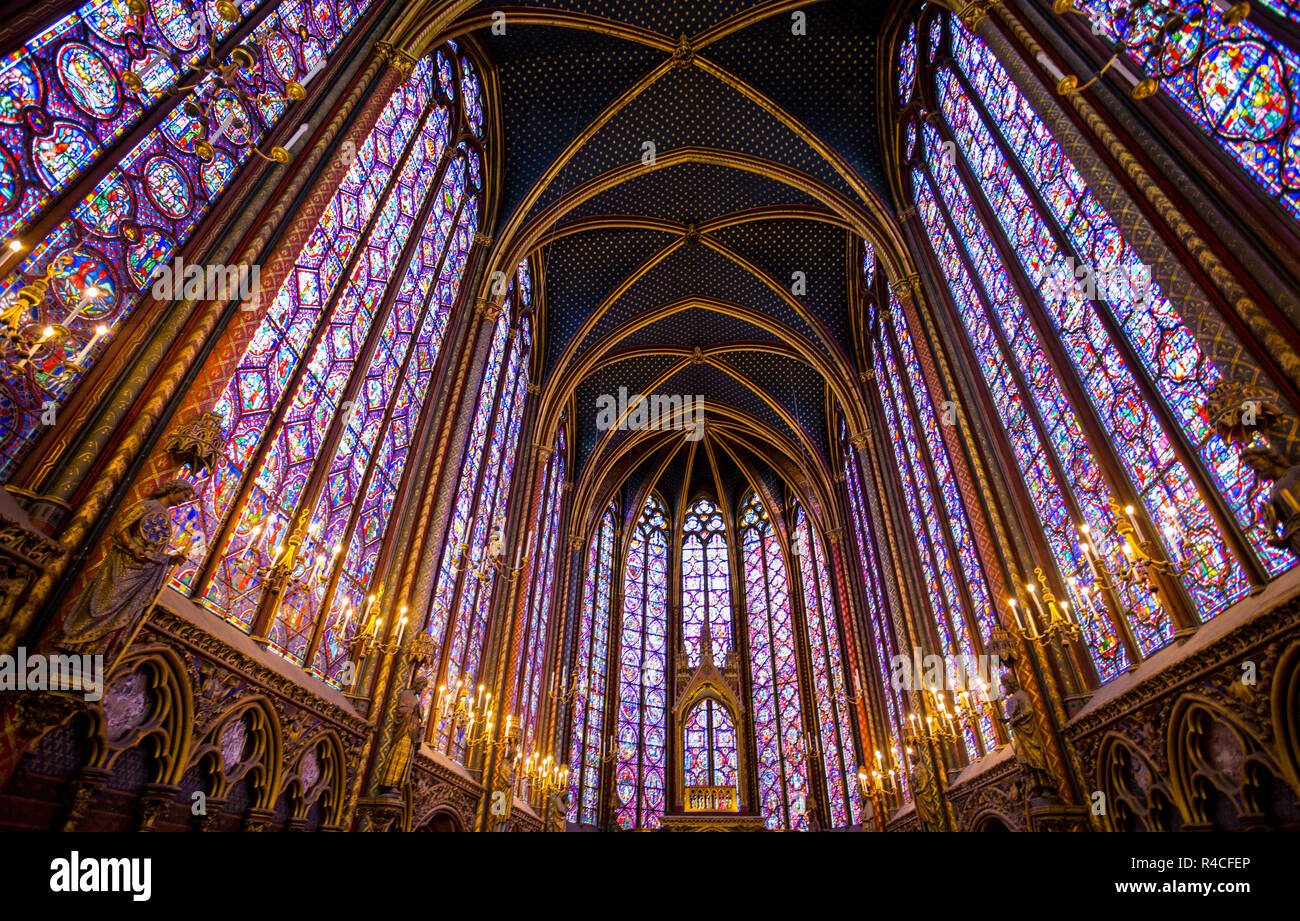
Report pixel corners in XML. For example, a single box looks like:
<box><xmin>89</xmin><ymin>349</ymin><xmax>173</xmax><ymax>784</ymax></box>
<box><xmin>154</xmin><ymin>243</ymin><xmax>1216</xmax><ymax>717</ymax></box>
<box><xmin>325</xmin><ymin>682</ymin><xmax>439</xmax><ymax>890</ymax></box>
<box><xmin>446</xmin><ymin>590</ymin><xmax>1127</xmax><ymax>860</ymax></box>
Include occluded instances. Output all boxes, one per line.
<box><xmin>435</xmin><ymin>321</ymin><xmax>519</xmax><ymax>690</ymax></box>
<box><xmin>301</xmin><ymin>184</ymin><xmax>470</xmax><ymax>670</ymax></box>
<box><xmin>843</xmin><ymin>436</ymin><xmax>912</xmax><ymax>799</ymax></box>
<box><xmin>518</xmin><ymin>442</ymin><xmax>563</xmax><ymax>753</ymax></box>
<box><xmin>515</xmin><ymin>457</ymin><xmax>553</xmax><ymax>712</ymax></box>
<box><xmin>879</xmin><ymin>305</ymin><xmax>995</xmax><ymax>666</ymax></box>
<box><xmin>789</xmin><ymin>521</ymin><xmax>834</xmax><ymax>825</ymax></box>
<box><xmin>872</xmin><ymin>349</ymin><xmax>989</xmax><ymax>759</ymax></box>
<box><xmin>837</xmin><ymin>452</ymin><xmax>899</xmax><ymax>754</ymax></box>
<box><xmin>803</xmin><ymin>532</ymin><xmax>854</xmax><ymax>818</ymax></box>
<box><xmin>251</xmin><ymin>130</ymin><xmax>459</xmax><ymax>635</ymax></box>
<box><xmin>758</xmin><ymin>529</ymin><xmax>791</xmax><ymax>829</ymax></box>
<box><xmin>458</xmin><ymin>335</ymin><xmax>532</xmax><ymax>688</ymax></box>
<box><xmin>877</xmin><ymin>327</ymin><xmax>990</xmax><ymax>706</ymax></box>
<box><xmin>598</xmin><ymin>515</ymin><xmax>624</xmax><ymax>829</ymax></box>
<box><xmin>184</xmin><ymin>63</ymin><xmax>446</xmax><ymax>604</ymax></box>
<box><xmin>567</xmin><ymin>506</ymin><xmax>615</xmax><ymax>826</ymax></box>
<box><xmin>940</xmin><ymin>55</ymin><xmax>1269</xmax><ymax>592</ymax></box>
<box><xmin>636</xmin><ymin>539</ymin><xmax>649</xmax><ymax>826</ymax></box>
<box><xmin>913</xmin><ymin>153</ymin><xmax>1144</xmax><ymax>674</ymax></box>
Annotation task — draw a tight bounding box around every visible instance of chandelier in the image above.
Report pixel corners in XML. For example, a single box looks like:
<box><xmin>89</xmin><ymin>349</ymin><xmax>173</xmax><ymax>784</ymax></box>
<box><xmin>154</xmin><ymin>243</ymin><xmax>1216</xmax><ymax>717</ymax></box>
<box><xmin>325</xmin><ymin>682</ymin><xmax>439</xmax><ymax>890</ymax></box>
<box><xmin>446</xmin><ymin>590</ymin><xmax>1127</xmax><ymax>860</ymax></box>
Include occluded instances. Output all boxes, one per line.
<box><xmin>1048</xmin><ymin>0</ymin><xmax>1252</xmax><ymax>99</ymax></box>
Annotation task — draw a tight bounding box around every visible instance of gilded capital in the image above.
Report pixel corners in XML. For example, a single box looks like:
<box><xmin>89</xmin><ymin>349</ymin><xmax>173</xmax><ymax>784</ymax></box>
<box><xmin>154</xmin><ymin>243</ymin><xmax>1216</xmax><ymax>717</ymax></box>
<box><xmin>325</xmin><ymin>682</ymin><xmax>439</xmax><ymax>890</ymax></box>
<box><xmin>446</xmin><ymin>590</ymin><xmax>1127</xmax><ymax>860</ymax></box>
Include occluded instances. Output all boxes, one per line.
<box><xmin>476</xmin><ymin>297</ymin><xmax>504</xmax><ymax>323</ymax></box>
<box><xmin>957</xmin><ymin>0</ymin><xmax>1002</xmax><ymax>31</ymax></box>
<box><xmin>389</xmin><ymin>49</ymin><xmax>417</xmax><ymax>77</ymax></box>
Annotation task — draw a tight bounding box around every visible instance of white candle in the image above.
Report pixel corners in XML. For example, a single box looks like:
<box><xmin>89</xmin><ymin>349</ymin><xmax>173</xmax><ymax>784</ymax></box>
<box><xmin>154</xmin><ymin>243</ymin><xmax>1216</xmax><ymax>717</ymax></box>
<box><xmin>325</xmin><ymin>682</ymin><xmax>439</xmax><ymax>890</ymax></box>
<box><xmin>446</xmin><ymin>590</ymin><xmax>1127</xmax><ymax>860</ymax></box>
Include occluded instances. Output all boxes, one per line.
<box><xmin>1036</xmin><ymin>53</ymin><xmax>1066</xmax><ymax>85</ymax></box>
<box><xmin>62</xmin><ymin>286</ymin><xmax>99</xmax><ymax>327</ymax></box>
<box><xmin>71</xmin><ymin>324</ymin><xmax>107</xmax><ymax>366</ymax></box>
<box><xmin>1112</xmin><ymin>59</ymin><xmax>1140</xmax><ymax>88</ymax></box>
<box><xmin>283</xmin><ymin>122</ymin><xmax>310</xmax><ymax>152</ymax></box>
<box><xmin>301</xmin><ymin>60</ymin><xmax>326</xmax><ymax>87</ymax></box>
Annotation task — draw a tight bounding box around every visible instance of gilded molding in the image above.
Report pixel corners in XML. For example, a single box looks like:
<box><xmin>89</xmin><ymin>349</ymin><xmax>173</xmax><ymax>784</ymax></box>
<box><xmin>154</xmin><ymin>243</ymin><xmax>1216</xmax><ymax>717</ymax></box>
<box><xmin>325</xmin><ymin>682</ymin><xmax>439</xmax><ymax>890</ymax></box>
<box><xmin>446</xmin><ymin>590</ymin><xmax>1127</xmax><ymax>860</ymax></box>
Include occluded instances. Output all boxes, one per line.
<box><xmin>958</xmin><ymin>0</ymin><xmax>1003</xmax><ymax>31</ymax></box>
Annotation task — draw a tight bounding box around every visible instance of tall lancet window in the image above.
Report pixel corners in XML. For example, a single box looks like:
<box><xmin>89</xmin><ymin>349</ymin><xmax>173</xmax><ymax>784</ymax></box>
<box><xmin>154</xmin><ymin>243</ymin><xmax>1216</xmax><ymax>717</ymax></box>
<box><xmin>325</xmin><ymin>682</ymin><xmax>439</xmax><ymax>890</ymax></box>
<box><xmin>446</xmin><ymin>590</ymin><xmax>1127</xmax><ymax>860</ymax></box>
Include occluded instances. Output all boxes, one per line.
<box><xmin>516</xmin><ymin>422</ymin><xmax>565</xmax><ymax>770</ymax></box>
<box><xmin>681</xmin><ymin>496</ymin><xmax>731</xmax><ymax>666</ymax></box>
<box><xmin>841</xmin><ymin>417</ymin><xmax>909</xmax><ymax>799</ymax></box>
<box><xmin>0</xmin><ymin>0</ymin><xmax>377</xmax><ymax>473</ymax></box>
<box><xmin>166</xmin><ymin>48</ymin><xmax>480</xmax><ymax>685</ymax></box>
<box><xmin>792</xmin><ymin>505</ymin><xmax>861</xmax><ymax>828</ymax></box>
<box><xmin>871</xmin><ymin>282</ymin><xmax>998</xmax><ymax>758</ymax></box>
<box><xmin>738</xmin><ymin>491</ymin><xmax>808</xmax><ymax>830</ymax></box>
<box><xmin>568</xmin><ymin>503</ymin><xmax>616</xmax><ymax>825</ymax></box>
<box><xmin>427</xmin><ymin>265</ymin><xmax>532</xmax><ymax>761</ymax></box>
<box><xmin>682</xmin><ymin>693</ymin><xmax>738</xmax><ymax>790</ymax></box>
<box><xmin>613</xmin><ymin>493</ymin><xmax>669</xmax><ymax>830</ymax></box>
<box><xmin>905</xmin><ymin>11</ymin><xmax>1291</xmax><ymax>682</ymax></box>
<box><xmin>1069</xmin><ymin>1</ymin><xmax>1300</xmax><ymax>222</ymax></box>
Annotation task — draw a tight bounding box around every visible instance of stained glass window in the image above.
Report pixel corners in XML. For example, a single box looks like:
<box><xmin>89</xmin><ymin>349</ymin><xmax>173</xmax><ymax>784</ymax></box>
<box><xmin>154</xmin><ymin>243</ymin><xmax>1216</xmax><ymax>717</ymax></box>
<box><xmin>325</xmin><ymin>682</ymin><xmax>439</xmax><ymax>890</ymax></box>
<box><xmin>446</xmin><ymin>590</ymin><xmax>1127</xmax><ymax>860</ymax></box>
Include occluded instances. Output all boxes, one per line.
<box><xmin>793</xmin><ymin>505</ymin><xmax>861</xmax><ymax>828</ymax></box>
<box><xmin>872</xmin><ymin>287</ymin><xmax>997</xmax><ymax>757</ymax></box>
<box><xmin>681</xmin><ymin>496</ymin><xmax>731</xmax><ymax>667</ymax></box>
<box><xmin>168</xmin><ymin>53</ymin><xmax>478</xmax><ymax>682</ymax></box>
<box><xmin>516</xmin><ymin>425</ymin><xmax>565</xmax><ymax>782</ymax></box>
<box><xmin>682</xmin><ymin>699</ymin><xmax>738</xmax><ymax>788</ymax></box>
<box><xmin>426</xmin><ymin>274</ymin><xmax>532</xmax><ymax>762</ymax></box>
<box><xmin>613</xmin><ymin>493</ymin><xmax>668</xmax><ymax>830</ymax></box>
<box><xmin>899</xmin><ymin>20</ymin><xmax>918</xmax><ymax>102</ymax></box>
<box><xmin>946</xmin><ymin>23</ymin><xmax>1281</xmax><ymax>592</ymax></box>
<box><xmin>568</xmin><ymin>504</ymin><xmax>616</xmax><ymax>826</ymax></box>
<box><xmin>1071</xmin><ymin>1</ymin><xmax>1300</xmax><ymax>221</ymax></box>
<box><xmin>841</xmin><ymin>419</ymin><xmax>909</xmax><ymax>799</ymax></box>
<box><xmin>0</xmin><ymin>0</ymin><xmax>273</xmax><ymax>240</ymax></box>
<box><xmin>739</xmin><ymin>492</ymin><xmax>809</xmax><ymax>831</ymax></box>
<box><xmin>137</xmin><ymin>48</ymin><xmax>484</xmax><ymax>706</ymax></box>
<box><xmin>0</xmin><ymin>0</ymin><xmax>376</xmax><ymax>475</ymax></box>
<box><xmin>904</xmin><ymin>13</ymin><xmax>1291</xmax><ymax>680</ymax></box>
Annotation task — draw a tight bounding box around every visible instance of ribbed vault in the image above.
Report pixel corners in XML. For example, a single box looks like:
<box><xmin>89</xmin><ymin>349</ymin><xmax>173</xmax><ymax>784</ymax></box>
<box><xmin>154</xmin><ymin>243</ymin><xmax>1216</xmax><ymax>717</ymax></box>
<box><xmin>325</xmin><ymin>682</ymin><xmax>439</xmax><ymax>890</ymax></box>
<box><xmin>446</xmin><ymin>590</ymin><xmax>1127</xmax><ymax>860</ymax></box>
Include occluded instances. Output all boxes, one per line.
<box><xmin>392</xmin><ymin>0</ymin><xmax>924</xmax><ymax>530</ymax></box>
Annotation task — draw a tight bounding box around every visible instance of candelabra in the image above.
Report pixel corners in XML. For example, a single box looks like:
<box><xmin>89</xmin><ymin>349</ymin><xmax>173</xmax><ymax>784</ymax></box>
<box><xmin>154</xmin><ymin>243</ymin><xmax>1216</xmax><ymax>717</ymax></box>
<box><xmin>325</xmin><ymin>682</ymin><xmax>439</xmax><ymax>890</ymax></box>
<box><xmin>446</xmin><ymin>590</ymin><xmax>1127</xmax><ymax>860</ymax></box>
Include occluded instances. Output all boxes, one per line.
<box><xmin>340</xmin><ymin>607</ymin><xmax>427</xmax><ymax>706</ymax></box>
<box><xmin>907</xmin><ymin>689</ymin><xmax>964</xmax><ymax>746</ymax></box>
<box><xmin>349</xmin><ymin>604</ymin><xmax>412</xmax><ymax>658</ymax></box>
<box><xmin>1049</xmin><ymin>0</ymin><xmax>1251</xmax><ymax>99</ymax></box>
<box><xmin>118</xmin><ymin>0</ymin><xmax>317</xmax><ymax>166</ymax></box>
<box><xmin>519</xmin><ymin>751</ymin><xmax>570</xmax><ymax>803</ymax></box>
<box><xmin>430</xmin><ymin>679</ymin><xmax>504</xmax><ymax>759</ymax></box>
<box><xmin>549</xmin><ymin>667</ymin><xmax>581</xmax><ymax>712</ymax></box>
<box><xmin>1</xmin><ymin>276</ymin><xmax>111</xmax><ymax>410</ymax></box>
<box><xmin>855</xmin><ymin>749</ymin><xmax>900</xmax><ymax>830</ymax></box>
<box><xmin>1005</xmin><ymin>568</ymin><xmax>1083</xmax><ymax>646</ymax></box>
<box><xmin>482</xmin><ymin>519</ymin><xmax>532</xmax><ymax>582</ymax></box>
<box><xmin>232</xmin><ymin>519</ymin><xmax>338</xmax><ymax>602</ymax></box>
<box><xmin>1077</xmin><ymin>499</ymin><xmax>1194</xmax><ymax>598</ymax></box>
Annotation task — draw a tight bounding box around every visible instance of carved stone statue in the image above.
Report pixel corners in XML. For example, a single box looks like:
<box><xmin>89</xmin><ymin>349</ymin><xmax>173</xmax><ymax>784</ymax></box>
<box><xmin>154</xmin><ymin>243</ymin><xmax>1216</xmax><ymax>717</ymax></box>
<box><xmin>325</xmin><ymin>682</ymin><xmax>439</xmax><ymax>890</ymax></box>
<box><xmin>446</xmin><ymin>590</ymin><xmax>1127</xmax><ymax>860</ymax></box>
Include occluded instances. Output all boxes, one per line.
<box><xmin>57</xmin><ymin>480</ymin><xmax>197</xmax><ymax>659</ymax></box>
<box><xmin>376</xmin><ymin>674</ymin><xmax>428</xmax><ymax>795</ymax></box>
<box><xmin>547</xmin><ymin>789</ymin><xmax>570</xmax><ymax>833</ymax></box>
<box><xmin>489</xmin><ymin>734</ymin><xmax>520</xmax><ymax>830</ymax></box>
<box><xmin>805</xmin><ymin>791</ymin><xmax>823</xmax><ymax>832</ymax></box>
<box><xmin>1002</xmin><ymin>669</ymin><xmax>1057</xmax><ymax>803</ymax></box>
<box><xmin>1241</xmin><ymin>446</ymin><xmax>1300</xmax><ymax>560</ymax></box>
<box><xmin>908</xmin><ymin>744</ymin><xmax>944</xmax><ymax>832</ymax></box>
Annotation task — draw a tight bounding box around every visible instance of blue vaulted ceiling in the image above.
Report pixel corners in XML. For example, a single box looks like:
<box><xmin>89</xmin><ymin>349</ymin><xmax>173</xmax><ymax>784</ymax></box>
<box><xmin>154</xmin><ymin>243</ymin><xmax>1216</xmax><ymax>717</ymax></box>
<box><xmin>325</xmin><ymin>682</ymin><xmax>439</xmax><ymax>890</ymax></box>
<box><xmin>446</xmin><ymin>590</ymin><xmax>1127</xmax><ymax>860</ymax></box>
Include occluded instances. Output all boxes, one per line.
<box><xmin>450</xmin><ymin>0</ymin><xmax>897</xmax><ymax>504</ymax></box>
